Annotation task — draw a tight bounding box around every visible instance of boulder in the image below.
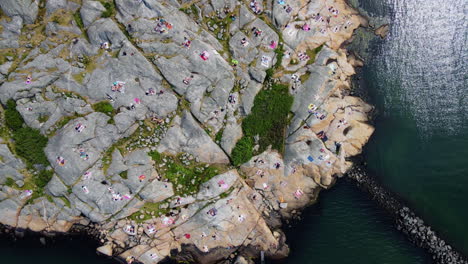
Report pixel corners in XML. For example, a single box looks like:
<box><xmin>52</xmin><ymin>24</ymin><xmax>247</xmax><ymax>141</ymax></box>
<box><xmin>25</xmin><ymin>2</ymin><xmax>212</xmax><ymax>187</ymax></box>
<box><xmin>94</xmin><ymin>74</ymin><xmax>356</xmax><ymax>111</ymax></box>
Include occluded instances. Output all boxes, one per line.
<box><xmin>0</xmin><ymin>0</ymin><xmax>39</xmax><ymax>24</ymax></box>
<box><xmin>80</xmin><ymin>1</ymin><xmax>106</xmax><ymax>27</ymax></box>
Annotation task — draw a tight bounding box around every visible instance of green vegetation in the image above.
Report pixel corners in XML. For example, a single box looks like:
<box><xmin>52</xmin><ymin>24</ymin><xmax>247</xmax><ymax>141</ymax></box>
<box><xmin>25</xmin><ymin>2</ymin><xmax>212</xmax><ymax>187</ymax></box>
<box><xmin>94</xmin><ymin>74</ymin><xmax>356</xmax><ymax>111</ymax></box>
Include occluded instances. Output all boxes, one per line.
<box><xmin>215</xmin><ymin>129</ymin><xmax>224</xmax><ymax>142</ymax></box>
<box><xmin>5</xmin><ymin>99</ymin><xmax>24</xmax><ymax>130</ymax></box>
<box><xmin>231</xmin><ymin>137</ymin><xmax>254</xmax><ymax>166</ymax></box>
<box><xmin>100</xmin><ymin>1</ymin><xmax>115</xmax><ymax>18</ymax></box>
<box><xmin>92</xmin><ymin>101</ymin><xmax>114</xmax><ymax>116</ymax></box>
<box><xmin>306</xmin><ymin>44</ymin><xmax>324</xmax><ymax>65</ymax></box>
<box><xmin>148</xmin><ymin>151</ymin><xmax>222</xmax><ymax>196</ymax></box>
<box><xmin>38</xmin><ymin>114</ymin><xmax>49</xmax><ymax>123</ymax></box>
<box><xmin>59</xmin><ymin>196</ymin><xmax>71</xmax><ymax>207</ymax></box>
<box><xmin>33</xmin><ymin>170</ymin><xmax>53</xmax><ymax>189</ymax></box>
<box><xmin>4</xmin><ymin>99</ymin><xmax>49</xmax><ymax>168</ymax></box>
<box><xmin>129</xmin><ymin>201</ymin><xmax>171</xmax><ymax>223</ymax></box>
<box><xmin>5</xmin><ymin>177</ymin><xmax>15</xmax><ymax>187</ymax></box>
<box><xmin>231</xmin><ymin>83</ymin><xmax>294</xmax><ymax>166</ymax></box>
<box><xmin>119</xmin><ymin>170</ymin><xmax>128</xmax><ymax>179</ymax></box>
<box><xmin>73</xmin><ymin>11</ymin><xmax>84</xmax><ymax>30</ymax></box>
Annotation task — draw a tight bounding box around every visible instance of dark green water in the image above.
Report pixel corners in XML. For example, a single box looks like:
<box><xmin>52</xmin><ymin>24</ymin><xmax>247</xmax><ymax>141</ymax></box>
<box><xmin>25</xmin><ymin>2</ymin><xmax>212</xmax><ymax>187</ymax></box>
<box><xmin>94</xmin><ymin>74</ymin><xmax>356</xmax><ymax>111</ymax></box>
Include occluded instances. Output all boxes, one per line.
<box><xmin>0</xmin><ymin>235</ymin><xmax>116</xmax><ymax>263</ymax></box>
<box><xmin>282</xmin><ymin>180</ymin><xmax>432</xmax><ymax>264</ymax></box>
<box><xmin>361</xmin><ymin>0</ymin><xmax>468</xmax><ymax>256</ymax></box>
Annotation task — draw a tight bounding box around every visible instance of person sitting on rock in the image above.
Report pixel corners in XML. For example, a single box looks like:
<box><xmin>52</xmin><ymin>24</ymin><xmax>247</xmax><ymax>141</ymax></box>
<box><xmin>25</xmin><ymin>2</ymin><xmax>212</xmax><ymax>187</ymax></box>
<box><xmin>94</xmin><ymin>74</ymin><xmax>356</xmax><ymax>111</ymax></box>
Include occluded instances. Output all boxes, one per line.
<box><xmin>228</xmin><ymin>94</ymin><xmax>236</xmax><ymax>104</ymax></box>
<box><xmin>157</xmin><ymin>89</ymin><xmax>165</xmax><ymax>96</ymax></box>
<box><xmin>100</xmin><ymin>42</ymin><xmax>110</xmax><ymax>50</ymax></box>
<box><xmin>26</xmin><ymin>74</ymin><xmax>32</xmax><ymax>84</ymax></box>
<box><xmin>146</xmin><ymin>88</ymin><xmax>156</xmax><ymax>96</ymax></box>
<box><xmin>254</xmin><ymin>28</ymin><xmax>263</xmax><ymax>37</ymax></box>
<box><xmin>125</xmin><ymin>255</ymin><xmax>135</xmax><ymax>264</ymax></box>
<box><xmin>207</xmin><ymin>208</ymin><xmax>217</xmax><ymax>216</ymax></box>
<box><xmin>240</xmin><ymin>37</ymin><xmax>248</xmax><ymax>46</ymax></box>
<box><xmin>138</xmin><ymin>174</ymin><xmax>146</xmax><ymax>182</ymax></box>
<box><xmin>238</xmin><ymin>215</ymin><xmax>245</xmax><ymax>222</ymax></box>
<box><xmin>200</xmin><ymin>51</ymin><xmax>209</xmax><ymax>61</ymax></box>
<box><xmin>81</xmin><ymin>185</ymin><xmax>89</xmax><ymax>194</ymax></box>
<box><xmin>56</xmin><ymin>156</ymin><xmax>65</xmax><ymax>166</ymax></box>
<box><xmin>182</xmin><ymin>37</ymin><xmax>191</xmax><ymax>48</ymax></box>
<box><xmin>302</xmin><ymin>24</ymin><xmax>311</xmax><ymax>31</ymax></box>
<box><xmin>274</xmin><ymin>162</ymin><xmax>281</xmax><ymax>169</ymax></box>
<box><xmin>183</xmin><ymin>75</ymin><xmax>193</xmax><ymax>85</ymax></box>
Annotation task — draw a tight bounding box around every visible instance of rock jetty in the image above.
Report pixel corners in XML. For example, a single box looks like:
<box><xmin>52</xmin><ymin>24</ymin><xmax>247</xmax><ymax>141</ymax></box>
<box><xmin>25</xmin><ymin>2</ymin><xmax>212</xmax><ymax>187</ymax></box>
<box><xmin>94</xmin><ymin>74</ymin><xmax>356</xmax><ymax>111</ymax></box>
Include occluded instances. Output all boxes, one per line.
<box><xmin>0</xmin><ymin>0</ymin><xmax>375</xmax><ymax>263</ymax></box>
<box><xmin>348</xmin><ymin>165</ymin><xmax>468</xmax><ymax>264</ymax></box>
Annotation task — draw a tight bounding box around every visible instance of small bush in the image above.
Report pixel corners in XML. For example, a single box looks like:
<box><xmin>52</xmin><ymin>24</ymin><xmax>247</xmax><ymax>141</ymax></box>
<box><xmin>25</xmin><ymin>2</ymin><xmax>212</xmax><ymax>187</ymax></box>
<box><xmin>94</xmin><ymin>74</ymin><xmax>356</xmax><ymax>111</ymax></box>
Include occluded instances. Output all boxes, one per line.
<box><xmin>3</xmin><ymin>99</ymin><xmax>49</xmax><ymax>167</ymax></box>
<box><xmin>4</xmin><ymin>99</ymin><xmax>24</xmax><ymax>131</ymax></box>
<box><xmin>101</xmin><ymin>1</ymin><xmax>115</xmax><ymax>18</ymax></box>
<box><xmin>73</xmin><ymin>11</ymin><xmax>84</xmax><ymax>30</ymax></box>
<box><xmin>34</xmin><ymin>170</ymin><xmax>53</xmax><ymax>189</ymax></box>
<box><xmin>5</xmin><ymin>177</ymin><xmax>15</xmax><ymax>187</ymax></box>
<box><xmin>119</xmin><ymin>170</ymin><xmax>128</xmax><ymax>179</ymax></box>
<box><xmin>92</xmin><ymin>101</ymin><xmax>114</xmax><ymax>115</ymax></box>
<box><xmin>231</xmin><ymin>83</ymin><xmax>293</xmax><ymax>166</ymax></box>
<box><xmin>230</xmin><ymin>136</ymin><xmax>254</xmax><ymax>166</ymax></box>
<box><xmin>13</xmin><ymin>127</ymin><xmax>49</xmax><ymax>167</ymax></box>
<box><xmin>148</xmin><ymin>151</ymin><xmax>163</xmax><ymax>163</ymax></box>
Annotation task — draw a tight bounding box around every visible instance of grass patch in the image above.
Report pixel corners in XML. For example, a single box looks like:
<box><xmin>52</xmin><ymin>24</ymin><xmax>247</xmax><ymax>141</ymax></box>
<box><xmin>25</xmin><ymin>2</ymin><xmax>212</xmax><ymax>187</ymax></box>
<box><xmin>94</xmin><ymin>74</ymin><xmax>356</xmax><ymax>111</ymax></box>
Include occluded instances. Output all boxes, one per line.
<box><xmin>59</xmin><ymin>196</ymin><xmax>71</xmax><ymax>207</ymax></box>
<box><xmin>306</xmin><ymin>44</ymin><xmax>324</xmax><ymax>65</ymax></box>
<box><xmin>100</xmin><ymin>1</ymin><xmax>115</xmax><ymax>18</ymax></box>
<box><xmin>149</xmin><ymin>151</ymin><xmax>223</xmax><ymax>197</ymax></box>
<box><xmin>33</xmin><ymin>170</ymin><xmax>53</xmax><ymax>189</ymax></box>
<box><xmin>215</xmin><ymin>129</ymin><xmax>223</xmax><ymax>142</ymax></box>
<box><xmin>3</xmin><ymin>100</ymin><xmax>50</xmax><ymax>168</ymax></box>
<box><xmin>73</xmin><ymin>11</ymin><xmax>84</xmax><ymax>30</ymax></box>
<box><xmin>38</xmin><ymin>114</ymin><xmax>49</xmax><ymax>123</ymax></box>
<box><xmin>119</xmin><ymin>170</ymin><xmax>128</xmax><ymax>179</ymax></box>
<box><xmin>5</xmin><ymin>177</ymin><xmax>15</xmax><ymax>187</ymax></box>
<box><xmin>231</xmin><ymin>136</ymin><xmax>254</xmax><ymax>166</ymax></box>
<box><xmin>129</xmin><ymin>201</ymin><xmax>171</xmax><ymax>223</ymax></box>
<box><xmin>92</xmin><ymin>101</ymin><xmax>114</xmax><ymax>116</ymax></box>
<box><xmin>231</xmin><ymin>83</ymin><xmax>293</xmax><ymax>166</ymax></box>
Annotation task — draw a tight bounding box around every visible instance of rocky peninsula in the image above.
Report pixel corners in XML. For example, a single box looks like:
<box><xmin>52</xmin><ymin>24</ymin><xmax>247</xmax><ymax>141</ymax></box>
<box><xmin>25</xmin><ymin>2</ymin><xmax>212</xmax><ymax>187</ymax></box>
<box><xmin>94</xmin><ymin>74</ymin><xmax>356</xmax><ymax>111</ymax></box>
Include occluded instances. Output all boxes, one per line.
<box><xmin>0</xmin><ymin>0</ymin><xmax>374</xmax><ymax>263</ymax></box>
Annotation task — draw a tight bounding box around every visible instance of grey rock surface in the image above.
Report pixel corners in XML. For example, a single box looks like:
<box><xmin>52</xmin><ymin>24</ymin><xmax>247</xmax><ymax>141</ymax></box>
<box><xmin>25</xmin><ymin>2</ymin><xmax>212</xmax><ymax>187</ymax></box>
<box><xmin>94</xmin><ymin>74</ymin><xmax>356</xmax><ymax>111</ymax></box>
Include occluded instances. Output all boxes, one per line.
<box><xmin>0</xmin><ymin>0</ymin><xmax>38</xmax><ymax>24</ymax></box>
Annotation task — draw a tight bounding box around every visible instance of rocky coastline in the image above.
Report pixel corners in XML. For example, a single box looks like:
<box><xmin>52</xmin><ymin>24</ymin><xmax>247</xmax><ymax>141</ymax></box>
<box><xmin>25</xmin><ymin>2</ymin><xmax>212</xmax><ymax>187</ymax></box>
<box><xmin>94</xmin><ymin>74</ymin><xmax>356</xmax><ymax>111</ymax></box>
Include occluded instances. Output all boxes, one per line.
<box><xmin>348</xmin><ymin>164</ymin><xmax>468</xmax><ymax>264</ymax></box>
<box><xmin>0</xmin><ymin>0</ymin><xmax>377</xmax><ymax>263</ymax></box>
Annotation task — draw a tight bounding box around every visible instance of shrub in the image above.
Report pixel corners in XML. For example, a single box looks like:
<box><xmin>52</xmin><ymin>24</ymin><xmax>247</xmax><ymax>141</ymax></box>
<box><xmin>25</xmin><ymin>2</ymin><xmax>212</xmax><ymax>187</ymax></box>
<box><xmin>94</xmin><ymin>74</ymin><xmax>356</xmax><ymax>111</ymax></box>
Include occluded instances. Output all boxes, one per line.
<box><xmin>148</xmin><ymin>151</ymin><xmax>163</xmax><ymax>163</ymax></box>
<box><xmin>230</xmin><ymin>136</ymin><xmax>254</xmax><ymax>166</ymax></box>
<box><xmin>5</xmin><ymin>177</ymin><xmax>15</xmax><ymax>187</ymax></box>
<box><xmin>242</xmin><ymin>83</ymin><xmax>293</xmax><ymax>152</ymax></box>
<box><xmin>4</xmin><ymin>99</ymin><xmax>24</xmax><ymax>131</ymax></box>
<box><xmin>231</xmin><ymin>83</ymin><xmax>293</xmax><ymax>166</ymax></box>
<box><xmin>119</xmin><ymin>170</ymin><xmax>128</xmax><ymax>179</ymax></box>
<box><xmin>101</xmin><ymin>1</ymin><xmax>115</xmax><ymax>18</ymax></box>
<box><xmin>92</xmin><ymin>101</ymin><xmax>114</xmax><ymax>115</ymax></box>
<box><xmin>73</xmin><ymin>11</ymin><xmax>84</xmax><ymax>30</ymax></box>
<box><xmin>34</xmin><ymin>170</ymin><xmax>53</xmax><ymax>189</ymax></box>
<box><xmin>12</xmin><ymin>127</ymin><xmax>49</xmax><ymax>167</ymax></box>
<box><xmin>3</xmin><ymin>99</ymin><xmax>49</xmax><ymax>167</ymax></box>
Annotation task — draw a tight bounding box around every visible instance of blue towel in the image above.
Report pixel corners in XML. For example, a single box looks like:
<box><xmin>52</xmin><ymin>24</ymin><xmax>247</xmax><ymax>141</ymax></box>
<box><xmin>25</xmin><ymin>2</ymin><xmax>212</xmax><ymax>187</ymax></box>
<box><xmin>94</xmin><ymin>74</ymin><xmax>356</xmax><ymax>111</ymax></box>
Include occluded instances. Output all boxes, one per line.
<box><xmin>307</xmin><ymin>156</ymin><xmax>314</xmax><ymax>162</ymax></box>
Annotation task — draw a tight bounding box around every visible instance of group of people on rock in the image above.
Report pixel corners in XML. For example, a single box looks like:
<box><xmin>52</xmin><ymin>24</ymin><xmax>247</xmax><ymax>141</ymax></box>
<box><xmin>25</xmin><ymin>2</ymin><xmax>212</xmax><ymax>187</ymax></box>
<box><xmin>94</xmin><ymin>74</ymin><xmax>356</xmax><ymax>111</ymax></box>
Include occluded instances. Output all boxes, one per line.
<box><xmin>154</xmin><ymin>18</ymin><xmax>172</xmax><ymax>34</ymax></box>
<box><xmin>249</xmin><ymin>0</ymin><xmax>262</xmax><ymax>14</ymax></box>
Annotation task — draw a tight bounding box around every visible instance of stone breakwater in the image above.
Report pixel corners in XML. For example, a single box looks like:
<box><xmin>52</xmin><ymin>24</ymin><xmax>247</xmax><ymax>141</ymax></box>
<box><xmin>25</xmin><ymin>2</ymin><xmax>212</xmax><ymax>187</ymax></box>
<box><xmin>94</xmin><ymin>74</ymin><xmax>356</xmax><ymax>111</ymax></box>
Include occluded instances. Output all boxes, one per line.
<box><xmin>347</xmin><ymin>165</ymin><xmax>468</xmax><ymax>264</ymax></box>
